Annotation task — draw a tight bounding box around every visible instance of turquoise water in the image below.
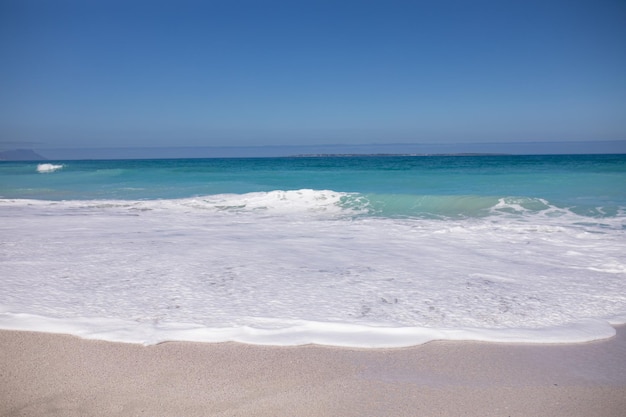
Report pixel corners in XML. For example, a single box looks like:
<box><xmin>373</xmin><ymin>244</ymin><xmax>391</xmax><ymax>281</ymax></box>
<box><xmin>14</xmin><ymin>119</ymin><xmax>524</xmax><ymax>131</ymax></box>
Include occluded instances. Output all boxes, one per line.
<box><xmin>2</xmin><ymin>154</ymin><xmax>625</xmax><ymax>218</ymax></box>
<box><xmin>2</xmin><ymin>154</ymin><xmax>626</xmax><ymax>346</ymax></box>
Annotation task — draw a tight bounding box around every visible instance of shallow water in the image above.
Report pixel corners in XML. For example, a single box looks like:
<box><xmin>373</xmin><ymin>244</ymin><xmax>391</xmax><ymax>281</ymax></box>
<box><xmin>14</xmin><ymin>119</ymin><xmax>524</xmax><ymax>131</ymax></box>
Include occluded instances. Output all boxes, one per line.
<box><xmin>1</xmin><ymin>155</ymin><xmax>625</xmax><ymax>346</ymax></box>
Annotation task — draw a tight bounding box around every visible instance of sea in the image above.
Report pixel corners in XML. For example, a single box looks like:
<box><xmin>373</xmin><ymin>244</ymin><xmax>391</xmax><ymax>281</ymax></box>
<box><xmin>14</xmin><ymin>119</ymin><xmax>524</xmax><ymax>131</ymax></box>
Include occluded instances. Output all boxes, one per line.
<box><xmin>1</xmin><ymin>154</ymin><xmax>625</xmax><ymax>347</ymax></box>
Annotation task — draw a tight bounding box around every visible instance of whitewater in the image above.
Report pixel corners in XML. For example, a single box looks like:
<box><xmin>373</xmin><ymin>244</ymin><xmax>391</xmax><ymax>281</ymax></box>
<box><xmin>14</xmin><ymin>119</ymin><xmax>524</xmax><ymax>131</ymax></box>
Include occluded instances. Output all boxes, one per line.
<box><xmin>1</xmin><ymin>155</ymin><xmax>625</xmax><ymax>347</ymax></box>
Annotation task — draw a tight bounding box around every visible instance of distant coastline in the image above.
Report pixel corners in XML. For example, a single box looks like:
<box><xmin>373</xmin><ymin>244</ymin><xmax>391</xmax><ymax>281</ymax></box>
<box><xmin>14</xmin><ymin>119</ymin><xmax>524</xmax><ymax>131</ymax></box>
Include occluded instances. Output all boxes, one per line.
<box><xmin>1</xmin><ymin>140</ymin><xmax>624</xmax><ymax>160</ymax></box>
<box><xmin>0</xmin><ymin>149</ymin><xmax>47</xmax><ymax>161</ymax></box>
<box><xmin>291</xmin><ymin>153</ymin><xmax>511</xmax><ymax>157</ymax></box>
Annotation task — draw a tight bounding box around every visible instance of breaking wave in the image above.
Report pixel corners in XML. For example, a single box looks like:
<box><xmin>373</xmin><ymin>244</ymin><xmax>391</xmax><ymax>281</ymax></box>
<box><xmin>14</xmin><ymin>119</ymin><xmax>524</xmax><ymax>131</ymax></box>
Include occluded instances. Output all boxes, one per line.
<box><xmin>36</xmin><ymin>163</ymin><xmax>64</xmax><ymax>173</ymax></box>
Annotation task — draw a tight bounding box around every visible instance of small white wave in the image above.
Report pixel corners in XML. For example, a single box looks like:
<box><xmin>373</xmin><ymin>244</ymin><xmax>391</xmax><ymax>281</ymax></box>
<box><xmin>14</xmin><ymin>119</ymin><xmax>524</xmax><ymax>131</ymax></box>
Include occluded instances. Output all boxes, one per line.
<box><xmin>37</xmin><ymin>163</ymin><xmax>64</xmax><ymax>173</ymax></box>
<box><xmin>491</xmin><ymin>197</ymin><xmax>554</xmax><ymax>215</ymax></box>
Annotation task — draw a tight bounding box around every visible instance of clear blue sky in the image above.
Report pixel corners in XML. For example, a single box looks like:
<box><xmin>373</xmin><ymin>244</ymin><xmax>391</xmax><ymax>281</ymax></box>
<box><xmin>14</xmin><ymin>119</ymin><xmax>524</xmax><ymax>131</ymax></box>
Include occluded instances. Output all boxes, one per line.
<box><xmin>1</xmin><ymin>0</ymin><xmax>625</xmax><ymax>152</ymax></box>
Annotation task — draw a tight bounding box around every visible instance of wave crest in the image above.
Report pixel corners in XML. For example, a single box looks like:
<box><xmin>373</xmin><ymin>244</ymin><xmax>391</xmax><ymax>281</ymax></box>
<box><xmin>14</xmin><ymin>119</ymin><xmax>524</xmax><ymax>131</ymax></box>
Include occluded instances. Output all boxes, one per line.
<box><xmin>37</xmin><ymin>163</ymin><xmax>64</xmax><ymax>173</ymax></box>
<box><xmin>180</xmin><ymin>189</ymin><xmax>364</xmax><ymax>217</ymax></box>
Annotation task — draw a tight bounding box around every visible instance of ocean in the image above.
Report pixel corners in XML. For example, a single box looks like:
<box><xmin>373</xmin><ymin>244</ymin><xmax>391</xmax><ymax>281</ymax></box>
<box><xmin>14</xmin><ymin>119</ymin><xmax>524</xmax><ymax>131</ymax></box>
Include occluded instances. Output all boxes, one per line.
<box><xmin>1</xmin><ymin>154</ymin><xmax>625</xmax><ymax>347</ymax></box>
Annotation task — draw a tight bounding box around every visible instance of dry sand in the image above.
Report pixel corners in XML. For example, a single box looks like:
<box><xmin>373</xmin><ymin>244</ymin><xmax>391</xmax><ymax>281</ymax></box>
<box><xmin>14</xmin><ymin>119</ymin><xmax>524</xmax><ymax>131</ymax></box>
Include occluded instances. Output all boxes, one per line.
<box><xmin>1</xmin><ymin>327</ymin><xmax>625</xmax><ymax>417</ymax></box>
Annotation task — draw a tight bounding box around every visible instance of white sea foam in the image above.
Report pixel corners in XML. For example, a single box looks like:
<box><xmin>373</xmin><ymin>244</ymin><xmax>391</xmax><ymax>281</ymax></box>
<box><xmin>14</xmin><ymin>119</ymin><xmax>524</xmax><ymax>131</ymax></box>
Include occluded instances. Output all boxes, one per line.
<box><xmin>1</xmin><ymin>193</ymin><xmax>625</xmax><ymax>347</ymax></box>
<box><xmin>0</xmin><ymin>313</ymin><xmax>616</xmax><ymax>347</ymax></box>
<box><xmin>180</xmin><ymin>189</ymin><xmax>359</xmax><ymax>216</ymax></box>
<box><xmin>36</xmin><ymin>163</ymin><xmax>64</xmax><ymax>173</ymax></box>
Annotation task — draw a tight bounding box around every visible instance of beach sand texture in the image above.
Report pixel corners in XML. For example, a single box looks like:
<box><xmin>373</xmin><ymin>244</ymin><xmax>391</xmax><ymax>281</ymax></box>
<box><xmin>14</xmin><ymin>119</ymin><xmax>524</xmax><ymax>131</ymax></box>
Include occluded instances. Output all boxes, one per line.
<box><xmin>2</xmin><ymin>327</ymin><xmax>625</xmax><ymax>417</ymax></box>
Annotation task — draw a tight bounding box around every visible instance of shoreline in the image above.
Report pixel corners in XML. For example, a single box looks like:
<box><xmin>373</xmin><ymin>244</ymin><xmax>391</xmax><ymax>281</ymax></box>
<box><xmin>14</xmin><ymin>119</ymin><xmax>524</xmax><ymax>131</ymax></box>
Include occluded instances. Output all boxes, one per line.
<box><xmin>2</xmin><ymin>326</ymin><xmax>625</xmax><ymax>416</ymax></box>
<box><xmin>0</xmin><ymin>311</ymin><xmax>620</xmax><ymax>347</ymax></box>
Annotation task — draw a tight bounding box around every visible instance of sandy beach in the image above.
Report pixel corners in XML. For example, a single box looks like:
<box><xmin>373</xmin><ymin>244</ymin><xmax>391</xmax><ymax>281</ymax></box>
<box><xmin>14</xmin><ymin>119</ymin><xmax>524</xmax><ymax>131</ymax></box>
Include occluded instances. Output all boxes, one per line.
<box><xmin>1</xmin><ymin>326</ymin><xmax>625</xmax><ymax>417</ymax></box>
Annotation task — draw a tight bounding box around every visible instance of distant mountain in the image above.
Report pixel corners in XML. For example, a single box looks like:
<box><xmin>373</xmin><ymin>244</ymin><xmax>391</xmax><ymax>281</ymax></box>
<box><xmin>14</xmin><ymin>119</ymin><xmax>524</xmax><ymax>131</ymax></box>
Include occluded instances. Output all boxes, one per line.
<box><xmin>0</xmin><ymin>149</ymin><xmax>47</xmax><ymax>161</ymax></box>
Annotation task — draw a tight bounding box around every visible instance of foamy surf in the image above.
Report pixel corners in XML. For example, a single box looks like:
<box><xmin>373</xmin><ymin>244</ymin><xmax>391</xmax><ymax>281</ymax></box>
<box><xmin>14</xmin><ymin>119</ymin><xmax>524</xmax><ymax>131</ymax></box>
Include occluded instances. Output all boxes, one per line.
<box><xmin>0</xmin><ymin>312</ymin><xmax>618</xmax><ymax>347</ymax></box>
<box><xmin>1</xmin><ymin>192</ymin><xmax>624</xmax><ymax>347</ymax></box>
<box><xmin>1</xmin><ymin>155</ymin><xmax>625</xmax><ymax>347</ymax></box>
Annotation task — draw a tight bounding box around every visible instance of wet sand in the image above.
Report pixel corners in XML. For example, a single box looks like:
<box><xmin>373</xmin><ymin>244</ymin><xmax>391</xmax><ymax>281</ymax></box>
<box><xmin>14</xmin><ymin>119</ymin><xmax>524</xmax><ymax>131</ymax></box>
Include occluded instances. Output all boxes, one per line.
<box><xmin>1</xmin><ymin>326</ymin><xmax>625</xmax><ymax>417</ymax></box>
